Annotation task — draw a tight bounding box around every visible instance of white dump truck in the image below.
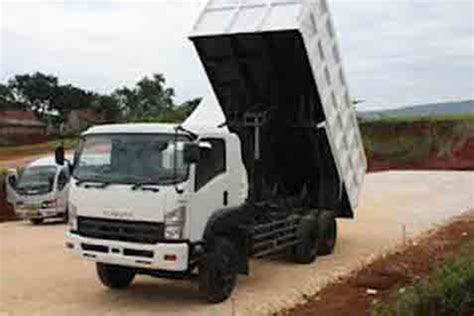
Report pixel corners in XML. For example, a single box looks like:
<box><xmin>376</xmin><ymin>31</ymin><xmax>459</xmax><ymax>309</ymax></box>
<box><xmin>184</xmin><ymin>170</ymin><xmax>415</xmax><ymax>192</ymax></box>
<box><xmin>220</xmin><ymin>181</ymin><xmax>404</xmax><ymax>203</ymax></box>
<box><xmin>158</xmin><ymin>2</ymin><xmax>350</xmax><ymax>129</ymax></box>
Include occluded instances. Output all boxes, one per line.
<box><xmin>57</xmin><ymin>0</ymin><xmax>366</xmax><ymax>303</ymax></box>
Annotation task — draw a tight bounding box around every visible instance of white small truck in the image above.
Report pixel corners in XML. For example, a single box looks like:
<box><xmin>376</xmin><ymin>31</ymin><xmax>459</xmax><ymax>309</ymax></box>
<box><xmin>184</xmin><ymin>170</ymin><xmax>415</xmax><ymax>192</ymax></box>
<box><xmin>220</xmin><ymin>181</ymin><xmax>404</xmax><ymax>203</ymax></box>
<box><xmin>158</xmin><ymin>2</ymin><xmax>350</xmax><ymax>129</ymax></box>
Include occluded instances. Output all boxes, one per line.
<box><xmin>57</xmin><ymin>0</ymin><xmax>366</xmax><ymax>303</ymax></box>
<box><xmin>6</xmin><ymin>156</ymin><xmax>71</xmax><ymax>224</ymax></box>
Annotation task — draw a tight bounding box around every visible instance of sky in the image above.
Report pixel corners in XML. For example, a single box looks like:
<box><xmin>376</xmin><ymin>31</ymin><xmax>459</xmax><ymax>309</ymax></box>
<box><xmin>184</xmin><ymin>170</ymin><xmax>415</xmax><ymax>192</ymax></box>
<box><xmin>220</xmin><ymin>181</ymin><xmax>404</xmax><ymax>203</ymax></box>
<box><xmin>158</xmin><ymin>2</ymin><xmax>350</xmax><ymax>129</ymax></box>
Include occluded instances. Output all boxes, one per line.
<box><xmin>0</xmin><ymin>0</ymin><xmax>473</xmax><ymax>111</ymax></box>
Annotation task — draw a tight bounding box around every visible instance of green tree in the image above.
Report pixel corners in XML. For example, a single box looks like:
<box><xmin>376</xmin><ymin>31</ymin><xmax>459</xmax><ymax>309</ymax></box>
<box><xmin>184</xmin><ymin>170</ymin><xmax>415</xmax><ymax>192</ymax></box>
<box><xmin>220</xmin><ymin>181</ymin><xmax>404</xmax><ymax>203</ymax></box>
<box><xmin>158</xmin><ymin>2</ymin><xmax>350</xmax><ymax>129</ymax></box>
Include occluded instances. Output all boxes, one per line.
<box><xmin>136</xmin><ymin>73</ymin><xmax>175</xmax><ymax>112</ymax></box>
<box><xmin>113</xmin><ymin>86</ymin><xmax>139</xmax><ymax>120</ymax></box>
<box><xmin>52</xmin><ymin>84</ymin><xmax>95</xmax><ymax>119</ymax></box>
<box><xmin>0</xmin><ymin>83</ymin><xmax>20</xmax><ymax>109</ymax></box>
<box><xmin>91</xmin><ymin>94</ymin><xmax>121</xmax><ymax>122</ymax></box>
<box><xmin>117</xmin><ymin>73</ymin><xmax>177</xmax><ymax>121</ymax></box>
<box><xmin>7</xmin><ymin>72</ymin><xmax>59</xmax><ymax>118</ymax></box>
<box><xmin>180</xmin><ymin>97</ymin><xmax>202</xmax><ymax>116</ymax></box>
<box><xmin>0</xmin><ymin>83</ymin><xmax>14</xmax><ymax>101</ymax></box>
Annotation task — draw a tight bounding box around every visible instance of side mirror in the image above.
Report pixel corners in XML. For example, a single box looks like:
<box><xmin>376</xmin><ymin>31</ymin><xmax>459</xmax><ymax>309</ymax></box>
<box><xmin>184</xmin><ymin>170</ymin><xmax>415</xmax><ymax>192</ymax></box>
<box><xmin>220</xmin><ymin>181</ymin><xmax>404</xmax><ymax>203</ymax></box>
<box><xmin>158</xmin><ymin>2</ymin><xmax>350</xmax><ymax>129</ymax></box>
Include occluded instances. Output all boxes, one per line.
<box><xmin>6</xmin><ymin>169</ymin><xmax>17</xmax><ymax>189</ymax></box>
<box><xmin>183</xmin><ymin>141</ymin><xmax>213</xmax><ymax>163</ymax></box>
<box><xmin>183</xmin><ymin>143</ymin><xmax>200</xmax><ymax>163</ymax></box>
<box><xmin>55</xmin><ymin>146</ymin><xmax>65</xmax><ymax>166</ymax></box>
<box><xmin>5</xmin><ymin>169</ymin><xmax>18</xmax><ymax>204</ymax></box>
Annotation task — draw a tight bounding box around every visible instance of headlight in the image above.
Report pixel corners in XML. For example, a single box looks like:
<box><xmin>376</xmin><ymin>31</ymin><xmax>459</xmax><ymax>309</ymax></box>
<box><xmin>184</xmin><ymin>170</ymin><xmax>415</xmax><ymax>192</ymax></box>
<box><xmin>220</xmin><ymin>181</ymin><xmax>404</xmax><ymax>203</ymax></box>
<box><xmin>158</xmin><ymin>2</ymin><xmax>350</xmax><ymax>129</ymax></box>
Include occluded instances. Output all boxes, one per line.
<box><xmin>164</xmin><ymin>226</ymin><xmax>183</xmax><ymax>240</ymax></box>
<box><xmin>164</xmin><ymin>206</ymin><xmax>186</xmax><ymax>240</ymax></box>
<box><xmin>165</xmin><ymin>206</ymin><xmax>186</xmax><ymax>224</ymax></box>
<box><xmin>68</xmin><ymin>202</ymin><xmax>78</xmax><ymax>230</ymax></box>
<box><xmin>41</xmin><ymin>199</ymin><xmax>57</xmax><ymax>209</ymax></box>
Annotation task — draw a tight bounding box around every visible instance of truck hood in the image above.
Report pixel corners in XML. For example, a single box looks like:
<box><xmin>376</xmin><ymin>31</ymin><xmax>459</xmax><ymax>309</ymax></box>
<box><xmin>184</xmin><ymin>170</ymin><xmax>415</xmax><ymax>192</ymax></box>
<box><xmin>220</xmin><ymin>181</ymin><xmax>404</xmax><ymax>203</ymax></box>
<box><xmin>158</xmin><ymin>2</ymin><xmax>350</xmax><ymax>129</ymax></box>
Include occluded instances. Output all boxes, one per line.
<box><xmin>16</xmin><ymin>191</ymin><xmax>56</xmax><ymax>205</ymax></box>
<box><xmin>70</xmin><ymin>182</ymin><xmax>179</xmax><ymax>222</ymax></box>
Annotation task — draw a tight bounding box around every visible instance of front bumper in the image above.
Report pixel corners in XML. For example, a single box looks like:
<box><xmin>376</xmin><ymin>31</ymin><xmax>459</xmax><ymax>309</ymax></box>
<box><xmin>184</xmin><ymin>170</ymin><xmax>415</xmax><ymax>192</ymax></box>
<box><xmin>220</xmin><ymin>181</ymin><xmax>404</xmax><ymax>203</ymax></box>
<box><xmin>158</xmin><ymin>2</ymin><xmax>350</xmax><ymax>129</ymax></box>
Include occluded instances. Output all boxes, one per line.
<box><xmin>66</xmin><ymin>232</ymin><xmax>189</xmax><ymax>272</ymax></box>
<box><xmin>15</xmin><ymin>207</ymin><xmax>63</xmax><ymax>219</ymax></box>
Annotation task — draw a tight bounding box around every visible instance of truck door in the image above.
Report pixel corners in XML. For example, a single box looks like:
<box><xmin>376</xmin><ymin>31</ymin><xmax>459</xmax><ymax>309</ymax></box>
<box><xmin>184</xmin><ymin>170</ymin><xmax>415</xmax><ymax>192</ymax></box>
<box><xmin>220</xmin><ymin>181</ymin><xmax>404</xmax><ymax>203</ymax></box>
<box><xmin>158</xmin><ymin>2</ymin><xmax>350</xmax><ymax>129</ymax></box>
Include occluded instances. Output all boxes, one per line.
<box><xmin>5</xmin><ymin>169</ymin><xmax>18</xmax><ymax>206</ymax></box>
<box><xmin>189</xmin><ymin>138</ymin><xmax>228</xmax><ymax>241</ymax></box>
<box><xmin>56</xmin><ymin>167</ymin><xmax>70</xmax><ymax>213</ymax></box>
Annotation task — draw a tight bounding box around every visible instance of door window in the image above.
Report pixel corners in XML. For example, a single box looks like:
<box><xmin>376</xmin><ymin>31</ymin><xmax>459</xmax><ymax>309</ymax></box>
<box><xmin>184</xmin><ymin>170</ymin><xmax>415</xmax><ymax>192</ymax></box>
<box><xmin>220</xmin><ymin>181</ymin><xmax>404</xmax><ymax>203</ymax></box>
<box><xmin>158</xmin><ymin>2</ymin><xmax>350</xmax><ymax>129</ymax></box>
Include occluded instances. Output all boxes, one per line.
<box><xmin>195</xmin><ymin>138</ymin><xmax>226</xmax><ymax>191</ymax></box>
<box><xmin>57</xmin><ymin>168</ymin><xmax>70</xmax><ymax>191</ymax></box>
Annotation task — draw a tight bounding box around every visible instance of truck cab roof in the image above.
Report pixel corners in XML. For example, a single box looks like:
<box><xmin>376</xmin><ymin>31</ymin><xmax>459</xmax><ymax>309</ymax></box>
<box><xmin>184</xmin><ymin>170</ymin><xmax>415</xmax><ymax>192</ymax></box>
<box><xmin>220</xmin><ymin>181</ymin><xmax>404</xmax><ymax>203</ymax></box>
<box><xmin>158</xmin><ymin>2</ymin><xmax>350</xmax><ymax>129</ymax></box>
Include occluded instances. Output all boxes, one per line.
<box><xmin>83</xmin><ymin>123</ymin><xmax>180</xmax><ymax>136</ymax></box>
<box><xmin>28</xmin><ymin>156</ymin><xmax>60</xmax><ymax>168</ymax></box>
<box><xmin>82</xmin><ymin>123</ymin><xmax>230</xmax><ymax>139</ymax></box>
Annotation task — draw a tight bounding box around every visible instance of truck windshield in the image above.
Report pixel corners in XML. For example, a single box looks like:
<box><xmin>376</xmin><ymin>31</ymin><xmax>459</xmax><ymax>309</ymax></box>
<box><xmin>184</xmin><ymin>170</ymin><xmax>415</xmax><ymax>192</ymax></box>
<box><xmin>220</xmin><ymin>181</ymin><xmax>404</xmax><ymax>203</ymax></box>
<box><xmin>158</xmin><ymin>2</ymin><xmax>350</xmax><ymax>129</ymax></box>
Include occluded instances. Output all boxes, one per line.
<box><xmin>16</xmin><ymin>166</ymin><xmax>57</xmax><ymax>194</ymax></box>
<box><xmin>73</xmin><ymin>134</ymin><xmax>190</xmax><ymax>185</ymax></box>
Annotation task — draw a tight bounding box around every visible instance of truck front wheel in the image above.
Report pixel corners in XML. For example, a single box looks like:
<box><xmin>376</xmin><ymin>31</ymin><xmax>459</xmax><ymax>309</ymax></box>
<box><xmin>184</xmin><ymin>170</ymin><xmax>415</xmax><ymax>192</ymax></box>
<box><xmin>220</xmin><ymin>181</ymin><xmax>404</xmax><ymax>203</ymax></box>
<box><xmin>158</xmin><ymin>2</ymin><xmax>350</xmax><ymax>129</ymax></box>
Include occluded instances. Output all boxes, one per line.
<box><xmin>199</xmin><ymin>237</ymin><xmax>238</xmax><ymax>303</ymax></box>
<box><xmin>317</xmin><ymin>211</ymin><xmax>337</xmax><ymax>255</ymax></box>
<box><xmin>96</xmin><ymin>263</ymin><xmax>136</xmax><ymax>289</ymax></box>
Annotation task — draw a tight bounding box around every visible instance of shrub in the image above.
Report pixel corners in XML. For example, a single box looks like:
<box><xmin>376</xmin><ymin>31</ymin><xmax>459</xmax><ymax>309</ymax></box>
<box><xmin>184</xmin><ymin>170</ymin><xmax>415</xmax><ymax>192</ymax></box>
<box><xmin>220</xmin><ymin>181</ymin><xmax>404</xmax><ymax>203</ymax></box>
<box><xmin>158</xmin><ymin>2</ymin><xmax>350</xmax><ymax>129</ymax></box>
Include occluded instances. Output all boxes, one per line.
<box><xmin>373</xmin><ymin>243</ymin><xmax>474</xmax><ymax>316</ymax></box>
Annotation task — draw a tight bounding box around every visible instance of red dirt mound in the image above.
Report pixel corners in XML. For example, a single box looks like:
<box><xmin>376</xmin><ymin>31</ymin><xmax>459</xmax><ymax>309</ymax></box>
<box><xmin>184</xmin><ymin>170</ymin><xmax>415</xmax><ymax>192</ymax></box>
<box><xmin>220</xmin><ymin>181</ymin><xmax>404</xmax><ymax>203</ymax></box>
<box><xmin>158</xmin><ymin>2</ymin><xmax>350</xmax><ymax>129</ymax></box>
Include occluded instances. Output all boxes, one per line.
<box><xmin>286</xmin><ymin>212</ymin><xmax>474</xmax><ymax>316</ymax></box>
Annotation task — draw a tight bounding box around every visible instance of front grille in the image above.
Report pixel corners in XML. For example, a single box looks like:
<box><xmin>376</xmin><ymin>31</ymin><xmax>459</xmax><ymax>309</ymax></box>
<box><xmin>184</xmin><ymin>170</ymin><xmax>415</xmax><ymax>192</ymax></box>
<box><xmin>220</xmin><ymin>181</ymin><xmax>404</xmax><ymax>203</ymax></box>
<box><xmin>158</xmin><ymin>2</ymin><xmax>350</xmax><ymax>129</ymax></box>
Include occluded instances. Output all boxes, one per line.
<box><xmin>77</xmin><ymin>216</ymin><xmax>164</xmax><ymax>244</ymax></box>
<box><xmin>81</xmin><ymin>243</ymin><xmax>108</xmax><ymax>253</ymax></box>
<box><xmin>123</xmin><ymin>248</ymin><xmax>154</xmax><ymax>258</ymax></box>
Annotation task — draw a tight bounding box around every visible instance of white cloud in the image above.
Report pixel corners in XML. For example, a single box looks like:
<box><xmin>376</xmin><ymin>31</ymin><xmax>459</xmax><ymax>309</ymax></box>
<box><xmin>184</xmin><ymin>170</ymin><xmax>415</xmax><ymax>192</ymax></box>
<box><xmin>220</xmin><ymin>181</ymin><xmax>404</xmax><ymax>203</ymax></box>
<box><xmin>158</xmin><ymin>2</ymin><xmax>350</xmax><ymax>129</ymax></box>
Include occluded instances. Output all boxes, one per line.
<box><xmin>1</xmin><ymin>0</ymin><xmax>473</xmax><ymax>110</ymax></box>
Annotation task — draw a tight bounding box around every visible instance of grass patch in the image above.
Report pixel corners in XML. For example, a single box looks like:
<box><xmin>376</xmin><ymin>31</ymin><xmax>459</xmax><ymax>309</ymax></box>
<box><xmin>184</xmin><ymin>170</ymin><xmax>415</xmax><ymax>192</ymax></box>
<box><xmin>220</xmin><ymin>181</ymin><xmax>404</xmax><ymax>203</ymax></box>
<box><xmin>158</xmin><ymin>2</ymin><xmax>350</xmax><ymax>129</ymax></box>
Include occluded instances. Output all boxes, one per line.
<box><xmin>359</xmin><ymin>118</ymin><xmax>474</xmax><ymax>165</ymax></box>
<box><xmin>373</xmin><ymin>241</ymin><xmax>474</xmax><ymax>316</ymax></box>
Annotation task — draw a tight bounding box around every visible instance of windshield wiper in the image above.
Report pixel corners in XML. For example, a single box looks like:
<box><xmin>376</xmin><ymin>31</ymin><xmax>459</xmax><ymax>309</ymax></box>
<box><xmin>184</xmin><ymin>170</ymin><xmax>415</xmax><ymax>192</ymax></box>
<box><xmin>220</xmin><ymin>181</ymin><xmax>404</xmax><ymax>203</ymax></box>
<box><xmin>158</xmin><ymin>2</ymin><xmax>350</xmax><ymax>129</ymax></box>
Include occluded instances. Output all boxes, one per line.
<box><xmin>176</xmin><ymin>125</ymin><xmax>198</xmax><ymax>140</ymax></box>
<box><xmin>131</xmin><ymin>181</ymin><xmax>160</xmax><ymax>192</ymax></box>
<box><xmin>76</xmin><ymin>179</ymin><xmax>110</xmax><ymax>189</ymax></box>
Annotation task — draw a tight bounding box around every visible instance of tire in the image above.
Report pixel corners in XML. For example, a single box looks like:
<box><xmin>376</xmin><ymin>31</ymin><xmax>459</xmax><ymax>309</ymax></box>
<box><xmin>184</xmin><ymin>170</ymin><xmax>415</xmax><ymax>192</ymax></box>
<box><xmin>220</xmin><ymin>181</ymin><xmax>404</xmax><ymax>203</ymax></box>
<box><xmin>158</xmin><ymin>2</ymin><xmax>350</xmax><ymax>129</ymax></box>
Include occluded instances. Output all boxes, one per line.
<box><xmin>96</xmin><ymin>263</ymin><xmax>136</xmax><ymax>289</ymax></box>
<box><xmin>30</xmin><ymin>218</ymin><xmax>44</xmax><ymax>225</ymax></box>
<box><xmin>199</xmin><ymin>237</ymin><xmax>238</xmax><ymax>303</ymax></box>
<box><xmin>62</xmin><ymin>207</ymin><xmax>69</xmax><ymax>223</ymax></box>
<box><xmin>292</xmin><ymin>214</ymin><xmax>319</xmax><ymax>264</ymax></box>
<box><xmin>317</xmin><ymin>211</ymin><xmax>337</xmax><ymax>256</ymax></box>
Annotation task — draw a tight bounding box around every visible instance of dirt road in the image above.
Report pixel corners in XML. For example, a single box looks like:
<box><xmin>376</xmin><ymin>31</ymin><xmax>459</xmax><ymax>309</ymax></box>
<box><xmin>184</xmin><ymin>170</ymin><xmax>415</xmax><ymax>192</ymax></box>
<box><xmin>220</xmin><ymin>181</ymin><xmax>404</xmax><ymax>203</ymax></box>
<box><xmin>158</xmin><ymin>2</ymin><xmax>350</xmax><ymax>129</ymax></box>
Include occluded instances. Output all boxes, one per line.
<box><xmin>0</xmin><ymin>171</ymin><xmax>473</xmax><ymax>316</ymax></box>
<box><xmin>0</xmin><ymin>151</ymin><xmax>75</xmax><ymax>169</ymax></box>
<box><xmin>0</xmin><ymin>153</ymin><xmax>52</xmax><ymax>170</ymax></box>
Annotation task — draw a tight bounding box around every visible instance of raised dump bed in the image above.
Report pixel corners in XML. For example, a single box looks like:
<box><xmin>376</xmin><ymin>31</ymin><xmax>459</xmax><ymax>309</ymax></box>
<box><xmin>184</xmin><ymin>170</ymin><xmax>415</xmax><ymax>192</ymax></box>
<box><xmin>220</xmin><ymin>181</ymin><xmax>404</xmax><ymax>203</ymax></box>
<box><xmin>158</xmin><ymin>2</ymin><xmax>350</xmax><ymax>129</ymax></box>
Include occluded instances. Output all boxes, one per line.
<box><xmin>190</xmin><ymin>0</ymin><xmax>366</xmax><ymax>217</ymax></box>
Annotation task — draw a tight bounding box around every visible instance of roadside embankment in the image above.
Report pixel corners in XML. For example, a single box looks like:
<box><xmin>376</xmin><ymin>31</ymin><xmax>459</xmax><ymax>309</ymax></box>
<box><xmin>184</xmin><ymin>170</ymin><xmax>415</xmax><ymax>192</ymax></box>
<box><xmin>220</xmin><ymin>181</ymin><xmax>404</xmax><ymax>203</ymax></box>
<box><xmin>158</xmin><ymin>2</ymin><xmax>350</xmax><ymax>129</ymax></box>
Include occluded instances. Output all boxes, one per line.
<box><xmin>361</xmin><ymin>118</ymin><xmax>474</xmax><ymax>172</ymax></box>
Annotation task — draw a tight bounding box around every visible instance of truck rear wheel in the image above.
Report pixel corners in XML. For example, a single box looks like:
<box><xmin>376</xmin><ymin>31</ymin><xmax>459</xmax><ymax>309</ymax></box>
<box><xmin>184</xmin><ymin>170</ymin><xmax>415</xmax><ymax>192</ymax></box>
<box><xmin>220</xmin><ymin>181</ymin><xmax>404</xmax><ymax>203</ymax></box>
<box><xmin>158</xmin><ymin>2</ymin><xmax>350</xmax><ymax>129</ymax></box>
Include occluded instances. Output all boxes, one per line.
<box><xmin>292</xmin><ymin>214</ymin><xmax>319</xmax><ymax>264</ymax></box>
<box><xmin>96</xmin><ymin>263</ymin><xmax>135</xmax><ymax>289</ymax></box>
<box><xmin>317</xmin><ymin>211</ymin><xmax>337</xmax><ymax>255</ymax></box>
<box><xmin>199</xmin><ymin>237</ymin><xmax>238</xmax><ymax>303</ymax></box>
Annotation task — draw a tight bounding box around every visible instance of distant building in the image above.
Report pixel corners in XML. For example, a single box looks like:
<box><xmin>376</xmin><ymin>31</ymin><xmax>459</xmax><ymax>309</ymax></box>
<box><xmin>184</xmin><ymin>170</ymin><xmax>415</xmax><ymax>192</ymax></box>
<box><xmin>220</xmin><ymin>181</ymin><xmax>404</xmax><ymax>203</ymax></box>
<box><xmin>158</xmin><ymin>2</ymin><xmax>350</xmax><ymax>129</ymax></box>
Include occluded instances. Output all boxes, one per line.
<box><xmin>64</xmin><ymin>109</ymin><xmax>105</xmax><ymax>134</ymax></box>
<box><xmin>0</xmin><ymin>110</ymin><xmax>47</xmax><ymax>146</ymax></box>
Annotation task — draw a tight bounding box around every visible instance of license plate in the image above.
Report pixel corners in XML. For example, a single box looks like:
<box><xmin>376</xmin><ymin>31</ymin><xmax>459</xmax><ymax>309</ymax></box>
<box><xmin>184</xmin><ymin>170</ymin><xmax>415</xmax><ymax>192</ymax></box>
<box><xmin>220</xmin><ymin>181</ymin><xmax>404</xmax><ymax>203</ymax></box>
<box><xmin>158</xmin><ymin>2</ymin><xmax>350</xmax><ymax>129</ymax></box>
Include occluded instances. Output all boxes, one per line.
<box><xmin>22</xmin><ymin>204</ymin><xmax>41</xmax><ymax>217</ymax></box>
<box><xmin>26</xmin><ymin>204</ymin><xmax>40</xmax><ymax>211</ymax></box>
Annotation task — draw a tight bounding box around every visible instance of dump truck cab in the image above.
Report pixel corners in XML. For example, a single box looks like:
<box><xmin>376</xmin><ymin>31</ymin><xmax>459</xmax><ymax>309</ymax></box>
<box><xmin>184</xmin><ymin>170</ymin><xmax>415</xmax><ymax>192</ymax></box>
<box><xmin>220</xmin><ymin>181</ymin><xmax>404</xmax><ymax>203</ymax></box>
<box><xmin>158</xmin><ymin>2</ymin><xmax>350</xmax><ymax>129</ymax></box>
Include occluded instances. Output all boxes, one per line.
<box><xmin>64</xmin><ymin>123</ymin><xmax>248</xmax><ymax>272</ymax></box>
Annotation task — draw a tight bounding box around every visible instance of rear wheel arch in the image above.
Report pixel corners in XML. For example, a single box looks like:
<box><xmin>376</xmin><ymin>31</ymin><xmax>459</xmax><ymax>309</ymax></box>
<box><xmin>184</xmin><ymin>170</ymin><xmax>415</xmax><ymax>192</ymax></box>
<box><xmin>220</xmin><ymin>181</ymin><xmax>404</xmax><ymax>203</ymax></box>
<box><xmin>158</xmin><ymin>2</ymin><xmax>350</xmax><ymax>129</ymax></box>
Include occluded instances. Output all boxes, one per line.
<box><xmin>202</xmin><ymin>206</ymin><xmax>250</xmax><ymax>275</ymax></box>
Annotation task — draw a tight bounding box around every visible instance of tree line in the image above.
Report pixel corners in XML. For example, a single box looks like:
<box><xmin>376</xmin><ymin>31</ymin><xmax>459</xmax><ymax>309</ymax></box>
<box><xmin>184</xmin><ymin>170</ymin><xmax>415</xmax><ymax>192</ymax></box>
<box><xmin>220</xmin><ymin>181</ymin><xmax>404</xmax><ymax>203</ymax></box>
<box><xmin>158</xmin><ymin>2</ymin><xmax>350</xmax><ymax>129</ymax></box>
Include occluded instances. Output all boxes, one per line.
<box><xmin>0</xmin><ymin>72</ymin><xmax>202</xmax><ymax>125</ymax></box>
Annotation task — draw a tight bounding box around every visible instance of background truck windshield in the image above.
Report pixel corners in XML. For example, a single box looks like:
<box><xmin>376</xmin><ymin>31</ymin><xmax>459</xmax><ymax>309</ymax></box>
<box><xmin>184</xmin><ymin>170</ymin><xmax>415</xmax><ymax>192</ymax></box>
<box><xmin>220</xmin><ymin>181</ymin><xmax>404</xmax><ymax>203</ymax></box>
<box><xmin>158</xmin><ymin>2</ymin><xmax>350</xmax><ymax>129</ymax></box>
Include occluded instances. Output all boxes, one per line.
<box><xmin>16</xmin><ymin>166</ymin><xmax>57</xmax><ymax>194</ymax></box>
<box><xmin>73</xmin><ymin>134</ymin><xmax>189</xmax><ymax>185</ymax></box>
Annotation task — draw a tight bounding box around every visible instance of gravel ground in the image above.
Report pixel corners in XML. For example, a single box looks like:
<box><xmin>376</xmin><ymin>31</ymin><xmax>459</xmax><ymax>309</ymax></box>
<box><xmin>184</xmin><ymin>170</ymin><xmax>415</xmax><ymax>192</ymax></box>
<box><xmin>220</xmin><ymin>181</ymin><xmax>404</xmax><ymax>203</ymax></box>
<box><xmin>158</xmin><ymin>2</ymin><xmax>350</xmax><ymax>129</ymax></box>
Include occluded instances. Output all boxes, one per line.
<box><xmin>0</xmin><ymin>171</ymin><xmax>473</xmax><ymax>316</ymax></box>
